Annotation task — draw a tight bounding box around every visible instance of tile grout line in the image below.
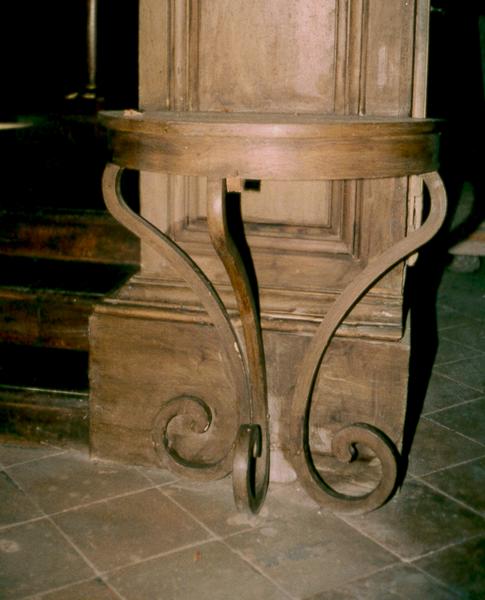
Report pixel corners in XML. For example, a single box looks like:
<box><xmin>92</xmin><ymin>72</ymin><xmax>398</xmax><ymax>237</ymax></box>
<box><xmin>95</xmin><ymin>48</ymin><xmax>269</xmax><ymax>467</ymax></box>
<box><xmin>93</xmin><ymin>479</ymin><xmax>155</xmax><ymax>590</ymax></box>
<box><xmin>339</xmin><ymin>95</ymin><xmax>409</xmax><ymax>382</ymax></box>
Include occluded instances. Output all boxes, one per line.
<box><xmin>46</xmin><ymin>516</ymin><xmax>127</xmax><ymax>600</ymax></box>
<box><xmin>157</xmin><ymin>486</ymin><xmax>296</xmax><ymax>600</ymax></box>
<box><xmin>412</xmin><ymin>475</ymin><xmax>485</xmax><ymax>518</ymax></box>
<box><xmin>133</xmin><ymin>463</ymin><xmax>180</xmax><ymax>487</ymax></box>
<box><xmin>407</xmin><ymin>564</ymin><xmax>463</xmax><ymax>598</ymax></box>
<box><xmin>434</xmin><ymin>351</ymin><xmax>485</xmax><ymax>369</ymax></box>
<box><xmin>437</xmin><ymin>322</ymin><xmax>476</xmax><ymax>332</ymax></box>
<box><xmin>422</xmin><ymin>395</ymin><xmax>484</xmax><ymax>417</ymax></box>
<box><xmin>5</xmin><ymin>463</ymin><xmax>128</xmax><ymax>600</ymax></box>
<box><xmin>433</xmin><ymin>347</ymin><xmax>485</xmax><ymax>368</ymax></box>
<box><xmin>3</xmin><ymin>455</ymin><xmax>285</xmax><ymax>598</ymax></box>
<box><xmin>431</xmin><ymin>370</ymin><xmax>484</xmax><ymax>395</ymax></box>
<box><xmin>409</xmin><ymin>453</ymin><xmax>485</xmax><ymax>478</ymax></box>
<box><xmin>18</xmin><ymin>575</ymin><xmax>114</xmax><ymax>600</ymax></box>
<box><xmin>432</xmin><ymin>368</ymin><xmax>484</xmax><ymax>394</ymax></box>
<box><xmin>0</xmin><ymin>483</ymin><xmax>167</xmax><ymax>531</ymax></box>
<box><xmin>0</xmin><ymin>514</ymin><xmax>47</xmax><ymax>532</ymax></box>
<box><xmin>154</xmin><ymin>484</ymin><xmax>259</xmax><ymax>543</ymax></box>
<box><xmin>439</xmin><ymin>332</ymin><xmax>485</xmax><ymax>351</ymax></box>
<box><xmin>336</xmin><ymin>468</ymin><xmax>483</xmax><ymax>564</ymax></box>
<box><xmin>300</xmin><ymin>561</ymin><xmax>457</xmax><ymax>600</ymax></box>
<box><xmin>155</xmin><ymin>486</ymin><xmax>222</xmax><ymax>539</ymax></box>
<box><xmin>154</xmin><ymin>485</ymin><xmax>270</xmax><ymax>541</ymax></box>
<box><xmin>0</xmin><ymin>449</ymin><xmax>68</xmax><ymax>469</ymax></box>
<box><xmin>424</xmin><ymin>416</ymin><xmax>485</xmax><ymax>448</ymax></box>
<box><xmin>405</xmin><ymin>531</ymin><xmax>485</xmax><ymax>564</ymax></box>
<box><xmin>430</xmin><ymin>370</ymin><xmax>484</xmax><ymax>392</ymax></box>
<box><xmin>218</xmin><ymin>538</ymin><xmax>297</xmax><ymax>600</ymax></box>
<box><xmin>101</xmin><ymin>538</ymin><xmax>217</xmax><ymax>577</ymax></box>
<box><xmin>335</xmin><ymin>511</ymin><xmax>416</xmax><ymax>564</ymax></box>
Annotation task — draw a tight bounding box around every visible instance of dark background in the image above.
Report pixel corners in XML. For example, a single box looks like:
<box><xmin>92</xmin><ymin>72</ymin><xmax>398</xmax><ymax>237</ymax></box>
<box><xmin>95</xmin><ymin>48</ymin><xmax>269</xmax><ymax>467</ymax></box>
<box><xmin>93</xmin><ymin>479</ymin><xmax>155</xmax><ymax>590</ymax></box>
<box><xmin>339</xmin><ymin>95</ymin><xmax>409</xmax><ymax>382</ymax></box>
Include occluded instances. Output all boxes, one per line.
<box><xmin>0</xmin><ymin>0</ymin><xmax>138</xmax><ymax>118</ymax></box>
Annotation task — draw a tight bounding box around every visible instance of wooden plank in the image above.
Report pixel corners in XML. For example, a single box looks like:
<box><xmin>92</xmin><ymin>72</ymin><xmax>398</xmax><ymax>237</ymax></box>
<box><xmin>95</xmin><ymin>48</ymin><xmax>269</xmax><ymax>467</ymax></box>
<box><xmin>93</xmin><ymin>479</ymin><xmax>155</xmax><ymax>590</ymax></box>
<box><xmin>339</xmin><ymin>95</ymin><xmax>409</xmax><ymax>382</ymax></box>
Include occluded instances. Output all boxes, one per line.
<box><xmin>0</xmin><ymin>288</ymin><xmax>95</xmax><ymax>351</ymax></box>
<box><xmin>0</xmin><ymin>386</ymin><xmax>88</xmax><ymax>445</ymax></box>
<box><xmin>0</xmin><ymin>252</ymin><xmax>138</xmax><ymax>350</ymax></box>
<box><xmin>0</xmin><ymin>210</ymin><xmax>139</xmax><ymax>265</ymax></box>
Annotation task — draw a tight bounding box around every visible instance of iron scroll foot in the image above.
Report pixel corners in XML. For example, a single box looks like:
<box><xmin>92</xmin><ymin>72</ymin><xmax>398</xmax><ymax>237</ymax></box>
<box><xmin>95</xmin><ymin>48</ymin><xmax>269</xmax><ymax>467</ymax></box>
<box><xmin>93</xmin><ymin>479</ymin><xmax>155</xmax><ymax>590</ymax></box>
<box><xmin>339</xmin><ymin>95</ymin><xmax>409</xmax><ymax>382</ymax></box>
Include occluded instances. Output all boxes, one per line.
<box><xmin>99</xmin><ymin>112</ymin><xmax>444</xmax><ymax>515</ymax></box>
<box><xmin>287</xmin><ymin>172</ymin><xmax>448</xmax><ymax>514</ymax></box>
<box><xmin>207</xmin><ymin>178</ymin><xmax>270</xmax><ymax>514</ymax></box>
<box><xmin>102</xmin><ymin>164</ymin><xmax>251</xmax><ymax>481</ymax></box>
<box><xmin>103</xmin><ymin>163</ymin><xmax>445</xmax><ymax>515</ymax></box>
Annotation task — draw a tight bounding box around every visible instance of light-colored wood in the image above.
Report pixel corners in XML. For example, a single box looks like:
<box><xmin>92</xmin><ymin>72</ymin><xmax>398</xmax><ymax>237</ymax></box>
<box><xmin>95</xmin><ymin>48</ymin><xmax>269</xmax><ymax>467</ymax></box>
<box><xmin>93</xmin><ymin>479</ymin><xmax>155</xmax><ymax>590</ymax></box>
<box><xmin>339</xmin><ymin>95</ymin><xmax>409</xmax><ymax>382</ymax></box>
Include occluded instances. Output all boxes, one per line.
<box><xmin>90</xmin><ymin>315</ymin><xmax>238</xmax><ymax>468</ymax></box>
<box><xmin>97</xmin><ymin>159</ymin><xmax>445</xmax><ymax>515</ymax></box>
<box><xmin>0</xmin><ymin>211</ymin><xmax>138</xmax><ymax>265</ymax></box>
<box><xmin>207</xmin><ymin>179</ymin><xmax>269</xmax><ymax>512</ymax></box>
<box><xmin>287</xmin><ymin>172</ymin><xmax>446</xmax><ymax>512</ymax></box>
<box><xmin>91</xmin><ymin>1</ymin><xmax>435</xmax><ymax>501</ymax></box>
<box><xmin>101</xmin><ymin>164</ymin><xmax>250</xmax><ymax>480</ymax></box>
<box><xmin>90</xmin><ymin>312</ymin><xmax>410</xmax><ymax>474</ymax></box>
<box><xmin>135</xmin><ymin>0</ymin><xmax>428</xmax><ymax>287</ymax></box>
<box><xmin>100</xmin><ymin>111</ymin><xmax>439</xmax><ymax>181</ymax></box>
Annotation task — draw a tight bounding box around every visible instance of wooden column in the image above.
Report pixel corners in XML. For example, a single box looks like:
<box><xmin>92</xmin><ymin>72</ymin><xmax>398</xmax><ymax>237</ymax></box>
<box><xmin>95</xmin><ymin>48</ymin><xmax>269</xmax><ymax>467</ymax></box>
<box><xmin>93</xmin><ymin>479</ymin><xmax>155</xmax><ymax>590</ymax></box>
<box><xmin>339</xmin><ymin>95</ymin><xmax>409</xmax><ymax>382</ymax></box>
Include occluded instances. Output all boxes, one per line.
<box><xmin>90</xmin><ymin>0</ymin><xmax>432</xmax><ymax>491</ymax></box>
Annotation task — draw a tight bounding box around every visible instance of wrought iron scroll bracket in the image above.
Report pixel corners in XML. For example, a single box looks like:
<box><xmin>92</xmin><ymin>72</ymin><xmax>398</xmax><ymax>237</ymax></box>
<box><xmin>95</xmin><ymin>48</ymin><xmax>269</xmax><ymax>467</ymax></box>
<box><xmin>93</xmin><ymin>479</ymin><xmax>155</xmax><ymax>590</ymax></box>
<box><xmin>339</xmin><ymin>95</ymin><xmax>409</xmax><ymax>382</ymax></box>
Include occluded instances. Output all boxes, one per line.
<box><xmin>103</xmin><ymin>162</ymin><xmax>445</xmax><ymax>516</ymax></box>
<box><xmin>207</xmin><ymin>178</ymin><xmax>270</xmax><ymax>514</ymax></box>
<box><xmin>287</xmin><ymin>172</ymin><xmax>447</xmax><ymax>514</ymax></box>
<box><xmin>102</xmin><ymin>164</ymin><xmax>251</xmax><ymax>482</ymax></box>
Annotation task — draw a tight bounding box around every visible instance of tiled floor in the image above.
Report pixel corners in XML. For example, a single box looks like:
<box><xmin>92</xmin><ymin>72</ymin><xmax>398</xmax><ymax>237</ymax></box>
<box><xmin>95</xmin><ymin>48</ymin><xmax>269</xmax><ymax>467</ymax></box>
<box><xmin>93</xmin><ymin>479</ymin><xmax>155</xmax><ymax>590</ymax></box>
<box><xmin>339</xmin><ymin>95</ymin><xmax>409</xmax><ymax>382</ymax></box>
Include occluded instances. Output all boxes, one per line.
<box><xmin>1</xmin><ymin>263</ymin><xmax>484</xmax><ymax>599</ymax></box>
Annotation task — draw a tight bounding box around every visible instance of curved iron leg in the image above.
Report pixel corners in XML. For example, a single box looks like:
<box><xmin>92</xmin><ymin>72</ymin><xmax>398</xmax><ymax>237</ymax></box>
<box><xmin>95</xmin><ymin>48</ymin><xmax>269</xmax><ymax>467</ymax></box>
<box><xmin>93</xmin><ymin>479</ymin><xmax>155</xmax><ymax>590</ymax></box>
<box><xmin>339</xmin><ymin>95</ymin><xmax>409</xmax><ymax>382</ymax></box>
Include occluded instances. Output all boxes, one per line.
<box><xmin>207</xmin><ymin>178</ymin><xmax>270</xmax><ymax>514</ymax></box>
<box><xmin>287</xmin><ymin>172</ymin><xmax>447</xmax><ymax>514</ymax></box>
<box><xmin>102</xmin><ymin>164</ymin><xmax>250</xmax><ymax>480</ymax></box>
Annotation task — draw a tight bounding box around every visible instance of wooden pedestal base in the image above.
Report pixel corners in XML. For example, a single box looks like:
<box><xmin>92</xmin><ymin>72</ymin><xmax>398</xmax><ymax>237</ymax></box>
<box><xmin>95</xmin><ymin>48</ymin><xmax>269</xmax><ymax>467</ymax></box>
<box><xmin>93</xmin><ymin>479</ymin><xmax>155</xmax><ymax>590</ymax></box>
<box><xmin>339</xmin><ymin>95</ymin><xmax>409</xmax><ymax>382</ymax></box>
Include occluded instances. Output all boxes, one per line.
<box><xmin>91</xmin><ymin>112</ymin><xmax>446</xmax><ymax>514</ymax></box>
<box><xmin>90</xmin><ymin>287</ymin><xmax>410</xmax><ymax>490</ymax></box>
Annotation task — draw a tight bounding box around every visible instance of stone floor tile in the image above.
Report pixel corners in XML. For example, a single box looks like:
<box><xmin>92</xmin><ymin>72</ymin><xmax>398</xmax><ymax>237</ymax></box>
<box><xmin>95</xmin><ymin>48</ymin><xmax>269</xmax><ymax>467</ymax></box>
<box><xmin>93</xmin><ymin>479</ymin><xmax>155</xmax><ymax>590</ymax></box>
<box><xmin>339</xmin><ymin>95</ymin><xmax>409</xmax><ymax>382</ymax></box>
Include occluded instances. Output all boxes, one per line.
<box><xmin>0</xmin><ymin>470</ymin><xmax>42</xmax><ymax>526</ymax></box>
<box><xmin>435</xmin><ymin>356</ymin><xmax>485</xmax><ymax>393</ymax></box>
<box><xmin>439</xmin><ymin>300</ymin><xmax>485</xmax><ymax>324</ymax></box>
<box><xmin>436</xmin><ymin>303</ymin><xmax>478</xmax><ymax>332</ymax></box>
<box><xmin>421</xmin><ymin>457</ymin><xmax>485</xmax><ymax>514</ymax></box>
<box><xmin>413</xmin><ymin>536</ymin><xmax>485</xmax><ymax>599</ymax></box>
<box><xmin>53</xmin><ymin>488</ymin><xmax>211</xmax><ymax>572</ymax></box>
<box><xmin>407</xmin><ymin>417</ymin><xmax>484</xmax><ymax>476</ymax></box>
<box><xmin>434</xmin><ymin>336</ymin><xmax>479</xmax><ymax>366</ymax></box>
<box><xmin>163</xmin><ymin>477</ymin><xmax>271</xmax><ymax>538</ymax></box>
<box><xmin>261</xmin><ymin>480</ymin><xmax>324</xmax><ymax>520</ymax></box>
<box><xmin>422</xmin><ymin>372</ymin><xmax>481</xmax><ymax>414</ymax></box>
<box><xmin>341</xmin><ymin>479</ymin><xmax>483</xmax><ymax>560</ymax></box>
<box><xmin>429</xmin><ymin>398</ymin><xmax>485</xmax><ymax>445</ymax></box>
<box><xmin>108</xmin><ymin>541</ymin><xmax>289</xmax><ymax>600</ymax></box>
<box><xmin>0</xmin><ymin>442</ymin><xmax>63</xmax><ymax>467</ymax></box>
<box><xmin>0</xmin><ymin>519</ymin><xmax>94</xmax><ymax>599</ymax></box>
<box><xmin>136</xmin><ymin>464</ymin><xmax>178</xmax><ymax>486</ymax></box>
<box><xmin>6</xmin><ymin>451</ymin><xmax>153</xmax><ymax>513</ymax></box>
<box><xmin>304</xmin><ymin>563</ymin><xmax>457</xmax><ymax>599</ymax></box>
<box><xmin>441</xmin><ymin>322</ymin><xmax>485</xmax><ymax>353</ymax></box>
<box><xmin>38</xmin><ymin>577</ymin><xmax>120</xmax><ymax>599</ymax></box>
<box><xmin>226</xmin><ymin>509</ymin><xmax>395</xmax><ymax>599</ymax></box>
<box><xmin>436</xmin><ymin>265</ymin><xmax>485</xmax><ymax>322</ymax></box>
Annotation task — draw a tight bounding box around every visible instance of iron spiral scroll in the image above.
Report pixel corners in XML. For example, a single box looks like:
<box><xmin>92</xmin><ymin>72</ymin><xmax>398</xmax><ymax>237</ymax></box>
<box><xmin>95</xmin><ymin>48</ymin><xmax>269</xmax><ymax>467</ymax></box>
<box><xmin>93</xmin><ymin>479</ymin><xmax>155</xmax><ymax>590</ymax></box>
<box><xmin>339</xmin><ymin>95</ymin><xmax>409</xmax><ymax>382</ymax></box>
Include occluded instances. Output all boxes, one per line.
<box><xmin>102</xmin><ymin>165</ymin><xmax>269</xmax><ymax>511</ymax></box>
<box><xmin>287</xmin><ymin>172</ymin><xmax>447</xmax><ymax>513</ymax></box>
<box><xmin>207</xmin><ymin>178</ymin><xmax>270</xmax><ymax>514</ymax></box>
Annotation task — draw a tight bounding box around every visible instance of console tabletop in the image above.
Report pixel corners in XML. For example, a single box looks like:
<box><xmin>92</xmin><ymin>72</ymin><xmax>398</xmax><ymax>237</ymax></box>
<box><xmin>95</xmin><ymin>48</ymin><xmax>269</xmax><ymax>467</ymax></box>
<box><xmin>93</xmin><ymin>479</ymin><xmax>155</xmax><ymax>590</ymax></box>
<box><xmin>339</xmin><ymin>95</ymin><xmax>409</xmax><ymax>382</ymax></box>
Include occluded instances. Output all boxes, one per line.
<box><xmin>100</xmin><ymin>110</ymin><xmax>446</xmax><ymax>515</ymax></box>
<box><xmin>99</xmin><ymin>111</ymin><xmax>440</xmax><ymax>181</ymax></box>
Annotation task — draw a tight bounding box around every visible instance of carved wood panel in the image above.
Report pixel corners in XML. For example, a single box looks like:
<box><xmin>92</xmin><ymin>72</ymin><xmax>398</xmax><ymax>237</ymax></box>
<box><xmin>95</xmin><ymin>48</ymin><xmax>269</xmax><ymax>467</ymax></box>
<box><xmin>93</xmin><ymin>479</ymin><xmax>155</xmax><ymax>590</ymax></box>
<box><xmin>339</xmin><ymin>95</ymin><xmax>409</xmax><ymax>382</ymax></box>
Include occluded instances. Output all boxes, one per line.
<box><xmin>138</xmin><ymin>0</ymin><xmax>425</xmax><ymax>328</ymax></box>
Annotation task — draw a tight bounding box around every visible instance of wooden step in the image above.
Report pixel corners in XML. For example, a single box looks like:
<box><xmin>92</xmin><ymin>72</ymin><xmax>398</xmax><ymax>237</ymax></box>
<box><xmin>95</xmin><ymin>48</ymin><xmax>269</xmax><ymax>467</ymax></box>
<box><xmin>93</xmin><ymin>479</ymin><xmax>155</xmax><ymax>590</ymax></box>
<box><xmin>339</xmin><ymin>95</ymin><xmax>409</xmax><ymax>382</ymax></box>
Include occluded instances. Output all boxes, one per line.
<box><xmin>0</xmin><ymin>256</ymin><xmax>137</xmax><ymax>350</ymax></box>
<box><xmin>0</xmin><ymin>342</ymin><xmax>90</xmax><ymax>444</ymax></box>
<box><xmin>0</xmin><ymin>120</ymin><xmax>139</xmax><ymax>446</ymax></box>
<box><xmin>0</xmin><ymin>385</ymin><xmax>89</xmax><ymax>445</ymax></box>
<box><xmin>0</xmin><ymin>209</ymin><xmax>139</xmax><ymax>265</ymax></box>
<box><xmin>0</xmin><ymin>344</ymin><xmax>89</xmax><ymax>391</ymax></box>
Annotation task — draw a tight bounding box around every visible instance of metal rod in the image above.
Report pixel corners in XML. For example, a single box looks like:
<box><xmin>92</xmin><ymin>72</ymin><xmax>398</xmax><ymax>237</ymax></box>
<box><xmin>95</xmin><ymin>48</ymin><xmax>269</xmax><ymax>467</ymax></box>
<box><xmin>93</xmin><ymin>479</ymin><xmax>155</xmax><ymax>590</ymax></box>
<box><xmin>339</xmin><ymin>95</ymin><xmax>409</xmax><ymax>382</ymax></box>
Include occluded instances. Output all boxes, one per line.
<box><xmin>86</xmin><ymin>0</ymin><xmax>98</xmax><ymax>95</ymax></box>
